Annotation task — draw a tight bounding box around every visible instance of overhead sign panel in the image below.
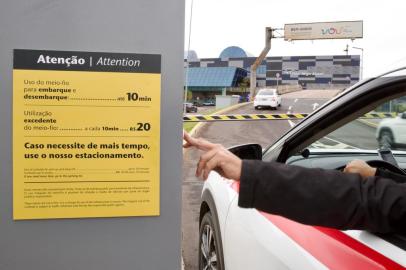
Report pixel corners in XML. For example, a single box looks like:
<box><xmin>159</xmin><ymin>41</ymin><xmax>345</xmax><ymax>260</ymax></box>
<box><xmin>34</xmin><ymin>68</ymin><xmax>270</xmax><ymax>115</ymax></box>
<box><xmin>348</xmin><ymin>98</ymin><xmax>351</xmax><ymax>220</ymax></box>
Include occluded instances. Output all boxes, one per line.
<box><xmin>284</xmin><ymin>21</ymin><xmax>363</xmax><ymax>40</ymax></box>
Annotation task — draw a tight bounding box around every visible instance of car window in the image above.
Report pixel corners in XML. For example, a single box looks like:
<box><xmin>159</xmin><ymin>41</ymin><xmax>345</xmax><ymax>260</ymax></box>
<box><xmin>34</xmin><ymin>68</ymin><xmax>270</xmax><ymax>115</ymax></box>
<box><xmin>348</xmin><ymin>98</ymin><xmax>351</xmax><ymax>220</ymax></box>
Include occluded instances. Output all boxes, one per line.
<box><xmin>258</xmin><ymin>89</ymin><xmax>275</xmax><ymax>96</ymax></box>
<box><xmin>306</xmin><ymin>95</ymin><xmax>406</xmax><ymax>153</ymax></box>
<box><xmin>284</xmin><ymin>93</ymin><xmax>406</xmax><ymax>250</ymax></box>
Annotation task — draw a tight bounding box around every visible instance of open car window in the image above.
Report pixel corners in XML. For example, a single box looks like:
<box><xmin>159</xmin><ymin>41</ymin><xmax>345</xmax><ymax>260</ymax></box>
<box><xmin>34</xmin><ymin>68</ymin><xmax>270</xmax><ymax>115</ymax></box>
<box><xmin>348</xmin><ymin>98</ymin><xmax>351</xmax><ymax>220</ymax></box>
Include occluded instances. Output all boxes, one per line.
<box><xmin>308</xmin><ymin>96</ymin><xmax>406</xmax><ymax>153</ymax></box>
<box><xmin>315</xmin><ymin>95</ymin><xmax>405</xmax><ymax>159</ymax></box>
<box><xmin>286</xmin><ymin>94</ymin><xmax>406</xmax><ymax>170</ymax></box>
<box><xmin>285</xmin><ymin>94</ymin><xmax>406</xmax><ymax>250</ymax></box>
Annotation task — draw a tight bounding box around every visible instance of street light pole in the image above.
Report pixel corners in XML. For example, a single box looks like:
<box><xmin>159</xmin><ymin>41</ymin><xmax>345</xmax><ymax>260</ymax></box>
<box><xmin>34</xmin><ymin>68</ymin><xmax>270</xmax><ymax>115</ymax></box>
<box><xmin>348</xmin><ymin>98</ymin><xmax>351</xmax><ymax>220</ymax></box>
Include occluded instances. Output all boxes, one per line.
<box><xmin>352</xmin><ymin>46</ymin><xmax>364</xmax><ymax>80</ymax></box>
<box><xmin>276</xmin><ymin>72</ymin><xmax>280</xmax><ymax>91</ymax></box>
<box><xmin>184</xmin><ymin>0</ymin><xmax>194</xmax><ymax>113</ymax></box>
<box><xmin>344</xmin><ymin>44</ymin><xmax>349</xmax><ymax>56</ymax></box>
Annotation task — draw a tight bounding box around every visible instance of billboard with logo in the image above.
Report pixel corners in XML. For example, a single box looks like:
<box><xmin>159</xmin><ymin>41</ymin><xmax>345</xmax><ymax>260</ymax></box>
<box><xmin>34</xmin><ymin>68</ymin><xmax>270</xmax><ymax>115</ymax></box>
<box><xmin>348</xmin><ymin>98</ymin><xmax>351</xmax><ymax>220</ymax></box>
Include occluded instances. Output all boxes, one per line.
<box><xmin>284</xmin><ymin>21</ymin><xmax>363</xmax><ymax>41</ymax></box>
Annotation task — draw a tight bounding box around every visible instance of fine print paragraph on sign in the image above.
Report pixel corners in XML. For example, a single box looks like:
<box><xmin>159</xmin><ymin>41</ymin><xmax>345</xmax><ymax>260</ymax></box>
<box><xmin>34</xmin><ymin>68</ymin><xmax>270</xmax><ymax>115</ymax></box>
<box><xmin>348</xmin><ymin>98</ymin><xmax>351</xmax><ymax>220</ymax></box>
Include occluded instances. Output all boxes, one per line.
<box><xmin>13</xmin><ymin>49</ymin><xmax>161</xmax><ymax>220</ymax></box>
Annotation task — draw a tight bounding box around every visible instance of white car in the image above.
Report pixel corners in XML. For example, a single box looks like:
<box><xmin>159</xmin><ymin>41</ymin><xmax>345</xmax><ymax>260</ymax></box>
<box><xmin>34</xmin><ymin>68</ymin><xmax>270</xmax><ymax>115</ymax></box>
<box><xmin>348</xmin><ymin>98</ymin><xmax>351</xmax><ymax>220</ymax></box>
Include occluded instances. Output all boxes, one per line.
<box><xmin>254</xmin><ymin>88</ymin><xmax>281</xmax><ymax>110</ymax></box>
<box><xmin>377</xmin><ymin>112</ymin><xmax>406</xmax><ymax>149</ymax></box>
<box><xmin>199</xmin><ymin>67</ymin><xmax>406</xmax><ymax>270</ymax></box>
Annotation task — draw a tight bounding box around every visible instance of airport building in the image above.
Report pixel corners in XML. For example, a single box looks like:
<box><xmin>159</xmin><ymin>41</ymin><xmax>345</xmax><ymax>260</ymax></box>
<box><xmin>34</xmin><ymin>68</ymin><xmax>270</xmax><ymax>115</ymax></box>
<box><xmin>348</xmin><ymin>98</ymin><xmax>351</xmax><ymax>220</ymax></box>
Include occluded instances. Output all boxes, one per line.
<box><xmin>184</xmin><ymin>46</ymin><xmax>360</xmax><ymax>101</ymax></box>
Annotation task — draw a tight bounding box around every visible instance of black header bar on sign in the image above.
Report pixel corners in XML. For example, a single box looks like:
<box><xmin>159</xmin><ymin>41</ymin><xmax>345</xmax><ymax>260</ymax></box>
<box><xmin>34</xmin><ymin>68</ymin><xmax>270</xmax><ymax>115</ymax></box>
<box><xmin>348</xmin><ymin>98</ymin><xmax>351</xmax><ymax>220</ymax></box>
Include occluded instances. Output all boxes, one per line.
<box><xmin>13</xmin><ymin>49</ymin><xmax>161</xmax><ymax>73</ymax></box>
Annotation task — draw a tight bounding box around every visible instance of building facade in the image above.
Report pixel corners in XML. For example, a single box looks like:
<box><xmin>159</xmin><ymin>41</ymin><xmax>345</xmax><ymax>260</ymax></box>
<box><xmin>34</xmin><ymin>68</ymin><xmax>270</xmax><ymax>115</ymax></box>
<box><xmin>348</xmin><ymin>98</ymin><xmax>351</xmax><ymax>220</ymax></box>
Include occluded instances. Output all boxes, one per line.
<box><xmin>184</xmin><ymin>46</ymin><xmax>361</xmax><ymax>100</ymax></box>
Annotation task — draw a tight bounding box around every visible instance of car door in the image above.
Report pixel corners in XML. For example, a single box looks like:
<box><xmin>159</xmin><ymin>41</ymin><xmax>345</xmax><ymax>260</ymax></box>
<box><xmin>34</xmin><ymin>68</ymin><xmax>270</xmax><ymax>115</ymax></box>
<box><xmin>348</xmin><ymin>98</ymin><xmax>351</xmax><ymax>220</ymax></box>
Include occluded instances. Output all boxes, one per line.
<box><xmin>223</xmin><ymin>69</ymin><xmax>406</xmax><ymax>269</ymax></box>
<box><xmin>224</xmin><ymin>190</ymin><xmax>329</xmax><ymax>270</ymax></box>
<box><xmin>224</xmin><ymin>187</ymin><xmax>406</xmax><ymax>269</ymax></box>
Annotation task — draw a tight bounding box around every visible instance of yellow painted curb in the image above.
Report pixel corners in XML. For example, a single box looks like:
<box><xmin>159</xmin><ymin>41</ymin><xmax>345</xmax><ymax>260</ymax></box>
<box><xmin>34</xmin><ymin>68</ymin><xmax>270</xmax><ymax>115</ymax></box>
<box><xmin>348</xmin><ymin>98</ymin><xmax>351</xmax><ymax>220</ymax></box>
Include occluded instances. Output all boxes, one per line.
<box><xmin>357</xmin><ymin>119</ymin><xmax>378</xmax><ymax>128</ymax></box>
<box><xmin>183</xmin><ymin>112</ymin><xmax>307</xmax><ymax>122</ymax></box>
<box><xmin>189</xmin><ymin>102</ymin><xmax>251</xmax><ymax>136</ymax></box>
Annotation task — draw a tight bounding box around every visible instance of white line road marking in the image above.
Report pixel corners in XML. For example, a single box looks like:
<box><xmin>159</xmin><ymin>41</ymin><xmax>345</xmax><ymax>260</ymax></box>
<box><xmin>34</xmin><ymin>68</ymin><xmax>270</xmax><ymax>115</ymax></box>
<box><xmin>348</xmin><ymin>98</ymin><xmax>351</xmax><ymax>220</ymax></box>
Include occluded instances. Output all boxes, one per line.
<box><xmin>287</xmin><ymin>106</ymin><xmax>294</xmax><ymax>127</ymax></box>
<box><xmin>310</xmin><ymin>137</ymin><xmax>360</xmax><ymax>149</ymax></box>
<box><xmin>312</xmin><ymin>103</ymin><xmax>319</xmax><ymax>110</ymax></box>
<box><xmin>294</xmin><ymin>99</ymin><xmax>298</xmax><ymax>103</ymax></box>
<box><xmin>325</xmin><ymin>136</ymin><xmax>360</xmax><ymax>149</ymax></box>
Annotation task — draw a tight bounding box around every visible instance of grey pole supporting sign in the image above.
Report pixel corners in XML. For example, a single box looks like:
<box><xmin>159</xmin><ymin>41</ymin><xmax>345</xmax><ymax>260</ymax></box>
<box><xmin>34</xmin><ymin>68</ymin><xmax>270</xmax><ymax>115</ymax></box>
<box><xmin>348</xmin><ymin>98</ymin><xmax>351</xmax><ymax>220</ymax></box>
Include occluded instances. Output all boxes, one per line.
<box><xmin>1</xmin><ymin>1</ymin><xmax>184</xmax><ymax>270</ymax></box>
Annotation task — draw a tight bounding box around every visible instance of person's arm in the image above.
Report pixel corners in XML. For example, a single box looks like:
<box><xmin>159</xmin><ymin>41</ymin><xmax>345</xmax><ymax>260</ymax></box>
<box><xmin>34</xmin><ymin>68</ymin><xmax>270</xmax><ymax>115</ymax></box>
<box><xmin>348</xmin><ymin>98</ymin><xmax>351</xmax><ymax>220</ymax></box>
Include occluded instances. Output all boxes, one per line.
<box><xmin>344</xmin><ymin>159</ymin><xmax>406</xmax><ymax>183</ymax></box>
<box><xmin>183</xmin><ymin>132</ymin><xmax>406</xmax><ymax>233</ymax></box>
<box><xmin>238</xmin><ymin>160</ymin><xmax>406</xmax><ymax>233</ymax></box>
<box><xmin>376</xmin><ymin>168</ymin><xmax>406</xmax><ymax>183</ymax></box>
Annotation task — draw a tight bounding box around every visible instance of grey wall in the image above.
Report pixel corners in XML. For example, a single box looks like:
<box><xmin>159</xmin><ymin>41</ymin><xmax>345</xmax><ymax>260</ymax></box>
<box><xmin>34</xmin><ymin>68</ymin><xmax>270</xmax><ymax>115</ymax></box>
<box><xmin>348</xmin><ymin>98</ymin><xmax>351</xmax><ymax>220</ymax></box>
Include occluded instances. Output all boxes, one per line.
<box><xmin>0</xmin><ymin>1</ymin><xmax>184</xmax><ymax>269</ymax></box>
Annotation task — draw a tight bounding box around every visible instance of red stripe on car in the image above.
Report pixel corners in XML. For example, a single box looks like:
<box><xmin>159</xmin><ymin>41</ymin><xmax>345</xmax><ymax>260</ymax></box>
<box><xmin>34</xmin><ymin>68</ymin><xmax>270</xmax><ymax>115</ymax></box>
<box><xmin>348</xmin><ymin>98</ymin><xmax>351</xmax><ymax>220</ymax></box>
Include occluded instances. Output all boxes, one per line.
<box><xmin>230</xmin><ymin>181</ymin><xmax>404</xmax><ymax>270</ymax></box>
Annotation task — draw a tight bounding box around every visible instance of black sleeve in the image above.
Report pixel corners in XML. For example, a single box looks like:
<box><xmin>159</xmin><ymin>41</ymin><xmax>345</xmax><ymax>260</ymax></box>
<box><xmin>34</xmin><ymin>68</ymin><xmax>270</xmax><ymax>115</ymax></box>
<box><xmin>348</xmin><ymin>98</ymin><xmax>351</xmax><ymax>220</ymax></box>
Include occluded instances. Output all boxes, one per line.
<box><xmin>238</xmin><ymin>160</ymin><xmax>406</xmax><ymax>233</ymax></box>
<box><xmin>376</xmin><ymin>167</ymin><xmax>406</xmax><ymax>183</ymax></box>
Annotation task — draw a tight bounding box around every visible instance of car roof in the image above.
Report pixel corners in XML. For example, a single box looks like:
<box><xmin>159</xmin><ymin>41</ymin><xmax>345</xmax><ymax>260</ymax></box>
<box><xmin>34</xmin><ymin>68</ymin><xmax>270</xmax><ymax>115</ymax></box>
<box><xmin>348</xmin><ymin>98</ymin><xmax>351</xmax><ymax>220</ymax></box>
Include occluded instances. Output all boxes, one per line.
<box><xmin>258</xmin><ymin>89</ymin><xmax>276</xmax><ymax>94</ymax></box>
<box><xmin>259</xmin><ymin>88</ymin><xmax>276</xmax><ymax>91</ymax></box>
<box><xmin>381</xmin><ymin>66</ymin><xmax>406</xmax><ymax>77</ymax></box>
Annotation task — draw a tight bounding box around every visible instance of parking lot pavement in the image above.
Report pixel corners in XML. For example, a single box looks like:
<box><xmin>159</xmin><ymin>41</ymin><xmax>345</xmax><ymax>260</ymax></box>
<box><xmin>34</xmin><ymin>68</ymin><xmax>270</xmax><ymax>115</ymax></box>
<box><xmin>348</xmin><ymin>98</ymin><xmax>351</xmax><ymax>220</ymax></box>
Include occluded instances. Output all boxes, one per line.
<box><xmin>283</xmin><ymin>89</ymin><xmax>343</xmax><ymax>99</ymax></box>
<box><xmin>182</xmin><ymin>91</ymin><xmax>397</xmax><ymax>269</ymax></box>
<box><xmin>182</xmin><ymin>95</ymin><xmax>332</xmax><ymax>270</ymax></box>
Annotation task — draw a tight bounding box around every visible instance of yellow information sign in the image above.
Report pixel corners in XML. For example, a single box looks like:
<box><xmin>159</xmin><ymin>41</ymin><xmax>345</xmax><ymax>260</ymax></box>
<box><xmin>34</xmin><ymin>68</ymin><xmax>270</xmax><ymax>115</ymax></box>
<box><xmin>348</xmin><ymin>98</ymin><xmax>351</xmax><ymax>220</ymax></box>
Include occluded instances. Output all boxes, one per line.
<box><xmin>13</xmin><ymin>49</ymin><xmax>161</xmax><ymax>219</ymax></box>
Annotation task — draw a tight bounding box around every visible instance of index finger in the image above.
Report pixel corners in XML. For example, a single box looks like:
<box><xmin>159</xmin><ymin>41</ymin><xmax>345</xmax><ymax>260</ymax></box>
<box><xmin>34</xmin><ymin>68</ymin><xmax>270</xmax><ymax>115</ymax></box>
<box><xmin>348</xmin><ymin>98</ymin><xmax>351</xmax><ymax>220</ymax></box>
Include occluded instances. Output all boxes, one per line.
<box><xmin>183</xmin><ymin>131</ymin><xmax>217</xmax><ymax>151</ymax></box>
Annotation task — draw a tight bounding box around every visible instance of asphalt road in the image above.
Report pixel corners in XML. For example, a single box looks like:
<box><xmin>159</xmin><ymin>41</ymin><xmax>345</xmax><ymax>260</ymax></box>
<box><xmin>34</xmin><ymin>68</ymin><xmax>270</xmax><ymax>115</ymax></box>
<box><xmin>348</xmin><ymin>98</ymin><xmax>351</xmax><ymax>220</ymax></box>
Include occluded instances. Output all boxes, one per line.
<box><xmin>328</xmin><ymin>121</ymin><xmax>378</xmax><ymax>149</ymax></box>
<box><xmin>181</xmin><ymin>90</ymin><xmax>386</xmax><ymax>269</ymax></box>
<box><xmin>182</xmin><ymin>94</ymin><xmax>332</xmax><ymax>270</ymax></box>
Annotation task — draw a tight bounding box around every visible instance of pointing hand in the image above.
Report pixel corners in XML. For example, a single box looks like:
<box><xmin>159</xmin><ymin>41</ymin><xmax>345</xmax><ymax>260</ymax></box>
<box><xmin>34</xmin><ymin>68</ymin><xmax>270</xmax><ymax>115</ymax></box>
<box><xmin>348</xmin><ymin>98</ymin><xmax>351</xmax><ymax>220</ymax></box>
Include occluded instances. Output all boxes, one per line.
<box><xmin>183</xmin><ymin>131</ymin><xmax>242</xmax><ymax>181</ymax></box>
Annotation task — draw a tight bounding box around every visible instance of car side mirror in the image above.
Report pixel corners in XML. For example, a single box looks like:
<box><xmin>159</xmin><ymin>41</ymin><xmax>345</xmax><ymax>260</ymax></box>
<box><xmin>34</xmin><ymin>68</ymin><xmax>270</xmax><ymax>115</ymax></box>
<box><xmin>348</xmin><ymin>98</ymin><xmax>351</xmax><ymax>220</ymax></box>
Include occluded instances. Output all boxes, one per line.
<box><xmin>228</xmin><ymin>144</ymin><xmax>262</xmax><ymax>160</ymax></box>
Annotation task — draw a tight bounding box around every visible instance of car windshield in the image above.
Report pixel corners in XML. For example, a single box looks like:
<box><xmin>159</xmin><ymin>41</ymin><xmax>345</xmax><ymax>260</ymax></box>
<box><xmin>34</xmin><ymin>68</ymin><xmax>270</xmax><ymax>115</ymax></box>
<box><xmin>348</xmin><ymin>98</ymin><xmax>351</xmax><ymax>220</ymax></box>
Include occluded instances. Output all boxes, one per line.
<box><xmin>307</xmin><ymin>95</ymin><xmax>406</xmax><ymax>153</ymax></box>
<box><xmin>258</xmin><ymin>89</ymin><xmax>275</xmax><ymax>96</ymax></box>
